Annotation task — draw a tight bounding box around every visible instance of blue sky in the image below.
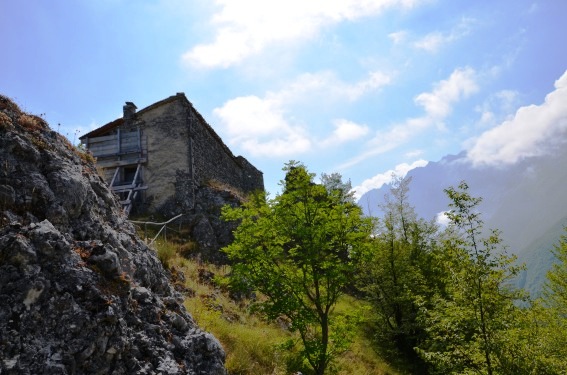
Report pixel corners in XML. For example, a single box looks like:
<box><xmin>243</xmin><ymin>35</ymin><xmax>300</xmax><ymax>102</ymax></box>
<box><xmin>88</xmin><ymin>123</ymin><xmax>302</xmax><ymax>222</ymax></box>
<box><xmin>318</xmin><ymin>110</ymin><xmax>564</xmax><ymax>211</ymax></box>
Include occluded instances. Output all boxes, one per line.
<box><xmin>2</xmin><ymin>0</ymin><xmax>567</xmax><ymax>197</ymax></box>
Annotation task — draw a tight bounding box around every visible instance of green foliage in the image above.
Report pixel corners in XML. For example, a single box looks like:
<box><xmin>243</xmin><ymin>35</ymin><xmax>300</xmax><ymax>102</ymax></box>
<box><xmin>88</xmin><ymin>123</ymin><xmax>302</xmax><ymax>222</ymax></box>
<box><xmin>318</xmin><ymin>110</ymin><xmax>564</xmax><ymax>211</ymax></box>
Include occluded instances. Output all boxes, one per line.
<box><xmin>222</xmin><ymin>162</ymin><xmax>373</xmax><ymax>375</ymax></box>
<box><xmin>544</xmin><ymin>228</ymin><xmax>567</xmax><ymax>311</ymax></box>
<box><xmin>493</xmin><ymin>301</ymin><xmax>567</xmax><ymax>374</ymax></box>
<box><xmin>416</xmin><ymin>181</ymin><xmax>525</xmax><ymax>375</ymax></box>
<box><xmin>358</xmin><ymin>176</ymin><xmax>439</xmax><ymax>371</ymax></box>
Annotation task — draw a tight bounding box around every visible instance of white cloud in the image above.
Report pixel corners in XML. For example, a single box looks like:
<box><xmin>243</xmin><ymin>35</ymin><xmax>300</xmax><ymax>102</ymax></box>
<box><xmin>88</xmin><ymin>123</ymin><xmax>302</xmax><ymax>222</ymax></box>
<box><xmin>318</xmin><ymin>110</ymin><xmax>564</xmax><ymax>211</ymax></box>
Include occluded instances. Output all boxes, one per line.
<box><xmin>182</xmin><ymin>0</ymin><xmax>427</xmax><ymax>68</ymax></box>
<box><xmin>415</xmin><ymin>67</ymin><xmax>479</xmax><ymax>118</ymax></box>
<box><xmin>341</xmin><ymin>67</ymin><xmax>479</xmax><ymax>169</ymax></box>
<box><xmin>352</xmin><ymin>159</ymin><xmax>428</xmax><ymax>199</ymax></box>
<box><xmin>467</xmin><ymin>70</ymin><xmax>567</xmax><ymax>166</ymax></box>
<box><xmin>414</xmin><ymin>17</ymin><xmax>475</xmax><ymax>53</ymax></box>
<box><xmin>213</xmin><ymin>70</ymin><xmax>391</xmax><ymax>157</ymax></box>
<box><xmin>321</xmin><ymin>119</ymin><xmax>370</xmax><ymax>147</ymax></box>
<box><xmin>213</xmin><ymin>95</ymin><xmax>311</xmax><ymax>157</ymax></box>
<box><xmin>435</xmin><ymin>211</ymin><xmax>451</xmax><ymax>227</ymax></box>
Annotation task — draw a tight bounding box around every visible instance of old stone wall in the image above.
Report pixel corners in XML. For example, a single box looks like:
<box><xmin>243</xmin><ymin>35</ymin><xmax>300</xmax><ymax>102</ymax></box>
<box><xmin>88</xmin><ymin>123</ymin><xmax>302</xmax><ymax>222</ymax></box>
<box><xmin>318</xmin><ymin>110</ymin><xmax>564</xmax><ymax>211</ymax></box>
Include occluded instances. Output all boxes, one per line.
<box><xmin>189</xmin><ymin>106</ymin><xmax>263</xmax><ymax>195</ymax></box>
<box><xmin>138</xmin><ymin>99</ymin><xmax>191</xmax><ymax>214</ymax></box>
<box><xmin>236</xmin><ymin>156</ymin><xmax>264</xmax><ymax>193</ymax></box>
<box><xmin>137</xmin><ymin>94</ymin><xmax>263</xmax><ymax>216</ymax></box>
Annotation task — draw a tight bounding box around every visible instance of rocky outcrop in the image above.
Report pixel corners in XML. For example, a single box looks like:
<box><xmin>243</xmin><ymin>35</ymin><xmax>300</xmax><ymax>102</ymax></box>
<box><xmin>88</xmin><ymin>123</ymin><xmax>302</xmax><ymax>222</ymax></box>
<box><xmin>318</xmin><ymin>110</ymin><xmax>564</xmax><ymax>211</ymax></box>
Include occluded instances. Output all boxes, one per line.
<box><xmin>0</xmin><ymin>95</ymin><xmax>226</xmax><ymax>374</ymax></box>
<box><xmin>181</xmin><ymin>185</ymin><xmax>243</xmax><ymax>264</ymax></box>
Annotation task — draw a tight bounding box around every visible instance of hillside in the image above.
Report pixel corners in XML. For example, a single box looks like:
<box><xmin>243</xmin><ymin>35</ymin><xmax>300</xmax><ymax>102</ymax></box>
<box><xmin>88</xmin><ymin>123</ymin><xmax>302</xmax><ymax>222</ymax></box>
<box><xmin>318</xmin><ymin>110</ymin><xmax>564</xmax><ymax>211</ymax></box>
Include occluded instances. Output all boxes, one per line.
<box><xmin>359</xmin><ymin>150</ymin><xmax>567</xmax><ymax>296</ymax></box>
<box><xmin>0</xmin><ymin>95</ymin><xmax>226</xmax><ymax>374</ymax></box>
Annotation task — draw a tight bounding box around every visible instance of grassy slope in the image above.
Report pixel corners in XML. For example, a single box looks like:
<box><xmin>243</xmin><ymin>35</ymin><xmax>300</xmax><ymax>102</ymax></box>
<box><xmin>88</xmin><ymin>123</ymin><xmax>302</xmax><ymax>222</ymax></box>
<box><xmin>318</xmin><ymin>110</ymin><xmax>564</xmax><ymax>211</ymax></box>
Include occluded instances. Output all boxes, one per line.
<box><xmin>152</xmin><ymin>238</ymin><xmax>401</xmax><ymax>375</ymax></box>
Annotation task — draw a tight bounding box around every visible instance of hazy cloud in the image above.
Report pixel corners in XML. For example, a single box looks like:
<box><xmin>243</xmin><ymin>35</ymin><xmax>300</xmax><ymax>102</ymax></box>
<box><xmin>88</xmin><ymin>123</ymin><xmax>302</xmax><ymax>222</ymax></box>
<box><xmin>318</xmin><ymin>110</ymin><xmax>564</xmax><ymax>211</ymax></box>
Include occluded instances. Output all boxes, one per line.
<box><xmin>414</xmin><ymin>17</ymin><xmax>475</xmax><ymax>53</ymax></box>
<box><xmin>467</xmin><ymin>70</ymin><xmax>567</xmax><ymax>166</ymax></box>
<box><xmin>474</xmin><ymin>89</ymin><xmax>520</xmax><ymax>128</ymax></box>
<box><xmin>341</xmin><ymin>67</ymin><xmax>479</xmax><ymax>169</ymax></box>
<box><xmin>277</xmin><ymin>70</ymin><xmax>392</xmax><ymax>104</ymax></box>
<box><xmin>182</xmin><ymin>0</ymin><xmax>426</xmax><ymax>68</ymax></box>
<box><xmin>388</xmin><ymin>30</ymin><xmax>408</xmax><ymax>44</ymax></box>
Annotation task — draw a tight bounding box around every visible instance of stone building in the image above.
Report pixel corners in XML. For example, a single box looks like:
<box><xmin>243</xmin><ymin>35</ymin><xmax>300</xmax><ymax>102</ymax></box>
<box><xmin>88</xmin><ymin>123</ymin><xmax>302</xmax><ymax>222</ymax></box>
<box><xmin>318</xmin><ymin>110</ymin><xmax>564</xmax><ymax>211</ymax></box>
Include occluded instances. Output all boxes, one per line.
<box><xmin>80</xmin><ymin>93</ymin><xmax>264</xmax><ymax>216</ymax></box>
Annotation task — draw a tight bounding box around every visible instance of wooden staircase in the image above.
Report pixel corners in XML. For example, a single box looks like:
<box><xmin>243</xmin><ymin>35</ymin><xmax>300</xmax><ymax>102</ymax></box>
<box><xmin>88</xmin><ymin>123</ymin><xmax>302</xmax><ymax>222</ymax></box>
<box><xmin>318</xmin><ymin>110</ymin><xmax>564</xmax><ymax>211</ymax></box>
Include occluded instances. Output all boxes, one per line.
<box><xmin>108</xmin><ymin>161</ymin><xmax>148</xmax><ymax>215</ymax></box>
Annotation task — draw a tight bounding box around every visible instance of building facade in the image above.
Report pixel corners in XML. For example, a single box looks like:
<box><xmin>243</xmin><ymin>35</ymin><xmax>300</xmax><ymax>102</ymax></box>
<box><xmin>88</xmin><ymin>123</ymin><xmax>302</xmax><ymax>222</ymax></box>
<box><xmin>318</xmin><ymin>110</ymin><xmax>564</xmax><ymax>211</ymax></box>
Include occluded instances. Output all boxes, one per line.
<box><xmin>80</xmin><ymin>93</ymin><xmax>264</xmax><ymax>216</ymax></box>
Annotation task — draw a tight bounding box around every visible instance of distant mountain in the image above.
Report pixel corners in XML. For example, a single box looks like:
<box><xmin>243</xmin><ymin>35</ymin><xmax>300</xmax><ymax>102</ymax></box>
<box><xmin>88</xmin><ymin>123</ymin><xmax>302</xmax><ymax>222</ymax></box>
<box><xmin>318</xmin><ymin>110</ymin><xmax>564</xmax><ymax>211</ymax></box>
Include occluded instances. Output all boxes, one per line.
<box><xmin>358</xmin><ymin>150</ymin><xmax>567</xmax><ymax>296</ymax></box>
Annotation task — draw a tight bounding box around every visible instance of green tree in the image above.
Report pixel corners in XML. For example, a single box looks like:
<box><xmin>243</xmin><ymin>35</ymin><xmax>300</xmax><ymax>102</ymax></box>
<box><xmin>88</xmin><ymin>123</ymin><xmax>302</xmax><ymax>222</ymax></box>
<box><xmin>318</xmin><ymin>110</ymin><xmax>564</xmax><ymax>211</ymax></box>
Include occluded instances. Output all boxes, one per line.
<box><xmin>417</xmin><ymin>181</ymin><xmax>524</xmax><ymax>374</ymax></box>
<box><xmin>535</xmin><ymin>228</ymin><xmax>567</xmax><ymax>371</ymax></box>
<box><xmin>544</xmin><ymin>228</ymin><xmax>567</xmax><ymax>313</ymax></box>
<box><xmin>358</xmin><ymin>176</ymin><xmax>439</xmax><ymax>369</ymax></box>
<box><xmin>493</xmin><ymin>230</ymin><xmax>567</xmax><ymax>374</ymax></box>
<box><xmin>222</xmin><ymin>162</ymin><xmax>373</xmax><ymax>375</ymax></box>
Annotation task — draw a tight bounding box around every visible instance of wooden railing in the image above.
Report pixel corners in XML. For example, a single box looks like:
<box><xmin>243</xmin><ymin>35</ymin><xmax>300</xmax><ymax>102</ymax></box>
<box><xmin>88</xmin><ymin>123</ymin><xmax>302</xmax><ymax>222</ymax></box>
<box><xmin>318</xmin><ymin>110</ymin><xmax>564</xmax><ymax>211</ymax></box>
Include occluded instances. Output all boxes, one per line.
<box><xmin>130</xmin><ymin>214</ymin><xmax>184</xmax><ymax>245</ymax></box>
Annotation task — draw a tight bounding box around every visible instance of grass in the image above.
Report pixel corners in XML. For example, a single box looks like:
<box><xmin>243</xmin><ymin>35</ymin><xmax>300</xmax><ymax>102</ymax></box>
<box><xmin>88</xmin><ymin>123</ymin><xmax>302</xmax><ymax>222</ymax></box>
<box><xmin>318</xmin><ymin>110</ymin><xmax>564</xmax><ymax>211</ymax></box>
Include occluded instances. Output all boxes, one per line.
<box><xmin>147</xmin><ymin>234</ymin><xmax>402</xmax><ymax>375</ymax></box>
<box><xmin>206</xmin><ymin>178</ymin><xmax>249</xmax><ymax>202</ymax></box>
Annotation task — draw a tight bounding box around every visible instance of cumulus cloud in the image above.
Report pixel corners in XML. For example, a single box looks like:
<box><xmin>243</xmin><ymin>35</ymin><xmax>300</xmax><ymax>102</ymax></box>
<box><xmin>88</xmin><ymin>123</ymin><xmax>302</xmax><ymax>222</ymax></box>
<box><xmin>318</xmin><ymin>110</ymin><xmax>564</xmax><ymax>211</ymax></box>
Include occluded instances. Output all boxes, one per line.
<box><xmin>321</xmin><ymin>119</ymin><xmax>370</xmax><ymax>147</ymax></box>
<box><xmin>212</xmin><ymin>95</ymin><xmax>311</xmax><ymax>157</ymax></box>
<box><xmin>213</xmin><ymin>70</ymin><xmax>390</xmax><ymax>157</ymax></box>
<box><xmin>415</xmin><ymin>67</ymin><xmax>479</xmax><ymax>118</ymax></box>
<box><xmin>467</xmin><ymin>70</ymin><xmax>567</xmax><ymax>166</ymax></box>
<box><xmin>341</xmin><ymin>67</ymin><xmax>478</xmax><ymax>169</ymax></box>
<box><xmin>352</xmin><ymin>159</ymin><xmax>428</xmax><ymax>199</ymax></box>
<box><xmin>182</xmin><ymin>0</ymin><xmax>426</xmax><ymax>68</ymax></box>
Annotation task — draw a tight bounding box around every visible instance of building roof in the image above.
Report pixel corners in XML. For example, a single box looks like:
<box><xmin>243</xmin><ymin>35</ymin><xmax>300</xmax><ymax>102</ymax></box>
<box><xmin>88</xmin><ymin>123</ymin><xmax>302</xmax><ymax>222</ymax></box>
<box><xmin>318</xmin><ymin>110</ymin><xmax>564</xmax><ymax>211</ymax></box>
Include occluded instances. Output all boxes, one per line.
<box><xmin>79</xmin><ymin>93</ymin><xmax>188</xmax><ymax>140</ymax></box>
<box><xmin>79</xmin><ymin>93</ymin><xmax>262</xmax><ymax>175</ymax></box>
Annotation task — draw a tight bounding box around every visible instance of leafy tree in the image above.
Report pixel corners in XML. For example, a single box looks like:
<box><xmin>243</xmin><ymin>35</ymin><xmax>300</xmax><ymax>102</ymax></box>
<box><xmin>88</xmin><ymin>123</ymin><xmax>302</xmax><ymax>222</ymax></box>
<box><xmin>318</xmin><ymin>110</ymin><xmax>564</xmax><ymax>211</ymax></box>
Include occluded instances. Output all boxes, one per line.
<box><xmin>416</xmin><ymin>181</ymin><xmax>524</xmax><ymax>374</ymax></box>
<box><xmin>320</xmin><ymin>172</ymin><xmax>355</xmax><ymax>204</ymax></box>
<box><xmin>493</xmin><ymin>230</ymin><xmax>567</xmax><ymax>374</ymax></box>
<box><xmin>544</xmin><ymin>228</ymin><xmax>567</xmax><ymax>312</ymax></box>
<box><xmin>221</xmin><ymin>162</ymin><xmax>373</xmax><ymax>375</ymax></box>
<box><xmin>358</xmin><ymin>176</ymin><xmax>439</xmax><ymax>368</ymax></box>
<box><xmin>533</xmin><ymin>228</ymin><xmax>567</xmax><ymax>371</ymax></box>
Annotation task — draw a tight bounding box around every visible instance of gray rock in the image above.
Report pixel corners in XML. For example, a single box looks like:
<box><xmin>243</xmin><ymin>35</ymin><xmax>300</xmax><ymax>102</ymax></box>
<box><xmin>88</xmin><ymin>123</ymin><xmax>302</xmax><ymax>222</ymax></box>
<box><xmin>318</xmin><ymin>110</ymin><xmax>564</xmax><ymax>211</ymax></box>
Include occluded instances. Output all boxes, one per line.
<box><xmin>0</xmin><ymin>95</ymin><xmax>226</xmax><ymax>374</ymax></box>
<box><xmin>0</xmin><ymin>184</ymin><xmax>15</xmax><ymax>206</ymax></box>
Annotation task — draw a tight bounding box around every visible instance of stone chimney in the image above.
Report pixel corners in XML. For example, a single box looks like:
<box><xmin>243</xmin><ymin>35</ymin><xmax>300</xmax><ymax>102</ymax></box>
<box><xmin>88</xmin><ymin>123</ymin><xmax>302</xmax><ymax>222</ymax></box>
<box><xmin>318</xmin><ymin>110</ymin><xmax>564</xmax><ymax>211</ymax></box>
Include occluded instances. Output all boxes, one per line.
<box><xmin>123</xmin><ymin>102</ymin><xmax>137</xmax><ymax>124</ymax></box>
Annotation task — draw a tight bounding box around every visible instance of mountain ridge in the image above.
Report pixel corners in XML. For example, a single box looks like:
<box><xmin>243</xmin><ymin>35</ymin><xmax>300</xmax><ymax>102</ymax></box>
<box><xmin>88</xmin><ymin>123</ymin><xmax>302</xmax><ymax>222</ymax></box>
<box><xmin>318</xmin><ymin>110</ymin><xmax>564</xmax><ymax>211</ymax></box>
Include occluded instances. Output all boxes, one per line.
<box><xmin>358</xmin><ymin>149</ymin><xmax>567</xmax><ymax>295</ymax></box>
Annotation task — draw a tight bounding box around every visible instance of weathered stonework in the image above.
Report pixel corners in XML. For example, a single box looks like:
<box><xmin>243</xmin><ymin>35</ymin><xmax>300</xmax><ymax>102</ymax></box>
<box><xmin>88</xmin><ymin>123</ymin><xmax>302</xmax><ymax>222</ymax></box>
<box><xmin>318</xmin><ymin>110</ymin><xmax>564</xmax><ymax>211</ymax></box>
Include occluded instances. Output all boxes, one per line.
<box><xmin>80</xmin><ymin>93</ymin><xmax>264</xmax><ymax>217</ymax></box>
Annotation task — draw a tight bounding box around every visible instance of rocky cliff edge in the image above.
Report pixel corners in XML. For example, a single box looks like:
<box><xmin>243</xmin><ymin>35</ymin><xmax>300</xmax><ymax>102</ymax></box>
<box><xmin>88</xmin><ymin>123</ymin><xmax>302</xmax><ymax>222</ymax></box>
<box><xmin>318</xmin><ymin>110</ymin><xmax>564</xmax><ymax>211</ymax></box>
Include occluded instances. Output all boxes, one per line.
<box><xmin>0</xmin><ymin>95</ymin><xmax>226</xmax><ymax>374</ymax></box>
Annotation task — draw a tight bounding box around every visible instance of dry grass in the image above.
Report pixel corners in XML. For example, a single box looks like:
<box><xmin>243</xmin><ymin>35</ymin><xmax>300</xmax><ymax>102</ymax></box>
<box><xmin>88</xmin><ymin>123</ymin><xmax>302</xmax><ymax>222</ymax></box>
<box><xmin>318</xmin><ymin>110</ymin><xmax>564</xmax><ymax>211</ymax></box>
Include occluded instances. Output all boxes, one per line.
<box><xmin>0</xmin><ymin>95</ymin><xmax>22</xmax><ymax>113</ymax></box>
<box><xmin>207</xmin><ymin>179</ymin><xmax>249</xmax><ymax>202</ymax></box>
<box><xmin>18</xmin><ymin>114</ymin><xmax>47</xmax><ymax>133</ymax></box>
<box><xmin>0</xmin><ymin>112</ymin><xmax>13</xmax><ymax>129</ymax></box>
<box><xmin>148</xmin><ymin>235</ymin><xmax>401</xmax><ymax>375</ymax></box>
